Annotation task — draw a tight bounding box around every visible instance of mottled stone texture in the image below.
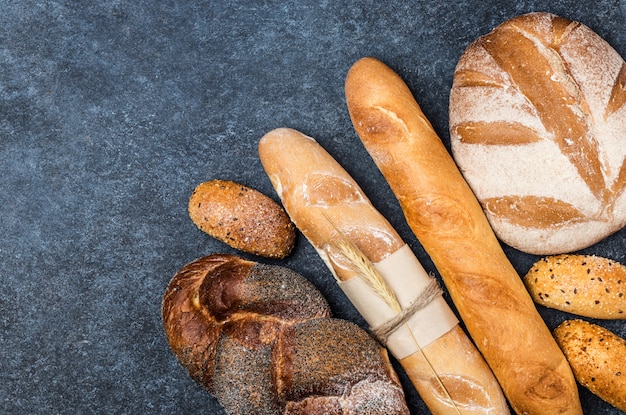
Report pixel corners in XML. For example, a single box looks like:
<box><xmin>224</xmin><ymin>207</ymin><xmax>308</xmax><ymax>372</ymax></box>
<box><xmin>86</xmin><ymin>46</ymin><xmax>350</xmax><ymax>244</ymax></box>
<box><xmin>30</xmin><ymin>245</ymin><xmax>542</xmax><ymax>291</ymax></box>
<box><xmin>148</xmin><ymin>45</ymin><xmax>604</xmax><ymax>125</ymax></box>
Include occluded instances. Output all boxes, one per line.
<box><xmin>1</xmin><ymin>1</ymin><xmax>625</xmax><ymax>414</ymax></box>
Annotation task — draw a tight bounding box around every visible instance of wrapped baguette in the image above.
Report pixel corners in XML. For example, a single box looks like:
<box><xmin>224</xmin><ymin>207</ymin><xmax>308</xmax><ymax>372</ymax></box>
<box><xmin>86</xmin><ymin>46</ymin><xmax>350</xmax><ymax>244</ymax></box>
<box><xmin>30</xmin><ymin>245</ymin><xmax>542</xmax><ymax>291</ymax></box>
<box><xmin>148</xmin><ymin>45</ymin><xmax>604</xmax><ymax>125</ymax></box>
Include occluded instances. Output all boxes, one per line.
<box><xmin>344</xmin><ymin>57</ymin><xmax>582</xmax><ymax>415</ymax></box>
<box><xmin>259</xmin><ymin>127</ymin><xmax>510</xmax><ymax>415</ymax></box>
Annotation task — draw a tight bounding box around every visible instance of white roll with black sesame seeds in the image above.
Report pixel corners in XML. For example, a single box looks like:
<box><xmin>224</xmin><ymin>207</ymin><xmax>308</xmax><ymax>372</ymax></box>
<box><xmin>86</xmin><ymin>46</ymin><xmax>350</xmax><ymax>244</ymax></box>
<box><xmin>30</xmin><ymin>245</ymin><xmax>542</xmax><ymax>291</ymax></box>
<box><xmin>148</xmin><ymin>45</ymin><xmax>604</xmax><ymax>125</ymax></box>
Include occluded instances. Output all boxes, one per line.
<box><xmin>554</xmin><ymin>319</ymin><xmax>626</xmax><ymax>412</ymax></box>
<box><xmin>524</xmin><ymin>254</ymin><xmax>626</xmax><ymax>319</ymax></box>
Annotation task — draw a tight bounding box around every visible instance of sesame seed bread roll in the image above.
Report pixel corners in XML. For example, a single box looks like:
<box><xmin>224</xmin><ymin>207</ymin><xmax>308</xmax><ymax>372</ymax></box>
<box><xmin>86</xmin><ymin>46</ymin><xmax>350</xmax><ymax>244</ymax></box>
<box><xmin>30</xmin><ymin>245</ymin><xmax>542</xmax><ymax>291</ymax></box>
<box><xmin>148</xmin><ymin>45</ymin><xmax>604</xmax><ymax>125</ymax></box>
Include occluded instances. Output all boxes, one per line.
<box><xmin>345</xmin><ymin>56</ymin><xmax>581</xmax><ymax>415</ymax></box>
<box><xmin>554</xmin><ymin>319</ymin><xmax>626</xmax><ymax>412</ymax></box>
<box><xmin>524</xmin><ymin>254</ymin><xmax>626</xmax><ymax>319</ymax></box>
<box><xmin>259</xmin><ymin>127</ymin><xmax>510</xmax><ymax>415</ymax></box>
<box><xmin>449</xmin><ymin>12</ymin><xmax>626</xmax><ymax>255</ymax></box>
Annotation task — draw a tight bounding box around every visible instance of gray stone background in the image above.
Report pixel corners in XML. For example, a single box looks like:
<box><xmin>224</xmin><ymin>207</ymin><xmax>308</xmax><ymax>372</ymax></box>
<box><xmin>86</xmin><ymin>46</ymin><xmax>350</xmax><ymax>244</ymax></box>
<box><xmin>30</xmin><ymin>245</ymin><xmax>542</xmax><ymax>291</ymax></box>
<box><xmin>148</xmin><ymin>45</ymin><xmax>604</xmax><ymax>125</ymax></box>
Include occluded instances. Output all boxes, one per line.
<box><xmin>2</xmin><ymin>1</ymin><xmax>626</xmax><ymax>414</ymax></box>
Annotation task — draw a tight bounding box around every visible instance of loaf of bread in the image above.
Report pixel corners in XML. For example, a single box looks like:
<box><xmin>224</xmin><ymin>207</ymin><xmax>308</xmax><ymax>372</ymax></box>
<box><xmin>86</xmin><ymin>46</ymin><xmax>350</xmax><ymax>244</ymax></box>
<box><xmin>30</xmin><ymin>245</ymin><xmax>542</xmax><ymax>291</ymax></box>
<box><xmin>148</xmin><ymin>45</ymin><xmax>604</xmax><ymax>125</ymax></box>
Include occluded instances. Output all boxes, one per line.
<box><xmin>554</xmin><ymin>319</ymin><xmax>626</xmax><ymax>412</ymax></box>
<box><xmin>259</xmin><ymin>127</ymin><xmax>510</xmax><ymax>415</ymax></box>
<box><xmin>162</xmin><ymin>253</ymin><xmax>410</xmax><ymax>415</ymax></box>
<box><xmin>449</xmin><ymin>12</ymin><xmax>626</xmax><ymax>255</ymax></box>
<box><xmin>524</xmin><ymin>254</ymin><xmax>626</xmax><ymax>319</ymax></box>
<box><xmin>345</xmin><ymin>56</ymin><xmax>582</xmax><ymax>415</ymax></box>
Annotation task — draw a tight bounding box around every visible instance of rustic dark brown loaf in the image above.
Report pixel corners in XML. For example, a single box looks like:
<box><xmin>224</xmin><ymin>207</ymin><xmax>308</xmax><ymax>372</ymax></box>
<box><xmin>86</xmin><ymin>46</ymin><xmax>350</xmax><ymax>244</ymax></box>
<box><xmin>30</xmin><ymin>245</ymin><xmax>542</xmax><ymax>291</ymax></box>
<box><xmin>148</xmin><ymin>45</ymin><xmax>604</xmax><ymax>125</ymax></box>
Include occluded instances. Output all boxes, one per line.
<box><xmin>449</xmin><ymin>12</ymin><xmax>626</xmax><ymax>255</ymax></box>
<box><xmin>161</xmin><ymin>253</ymin><xmax>410</xmax><ymax>415</ymax></box>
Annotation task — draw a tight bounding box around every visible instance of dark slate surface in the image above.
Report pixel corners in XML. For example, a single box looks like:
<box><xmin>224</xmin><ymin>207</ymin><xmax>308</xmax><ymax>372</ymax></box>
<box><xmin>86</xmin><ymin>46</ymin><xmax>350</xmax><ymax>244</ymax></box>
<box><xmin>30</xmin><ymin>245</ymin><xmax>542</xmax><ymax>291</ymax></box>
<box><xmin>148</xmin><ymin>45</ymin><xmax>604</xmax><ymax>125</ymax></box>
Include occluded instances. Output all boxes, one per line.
<box><xmin>1</xmin><ymin>1</ymin><xmax>626</xmax><ymax>414</ymax></box>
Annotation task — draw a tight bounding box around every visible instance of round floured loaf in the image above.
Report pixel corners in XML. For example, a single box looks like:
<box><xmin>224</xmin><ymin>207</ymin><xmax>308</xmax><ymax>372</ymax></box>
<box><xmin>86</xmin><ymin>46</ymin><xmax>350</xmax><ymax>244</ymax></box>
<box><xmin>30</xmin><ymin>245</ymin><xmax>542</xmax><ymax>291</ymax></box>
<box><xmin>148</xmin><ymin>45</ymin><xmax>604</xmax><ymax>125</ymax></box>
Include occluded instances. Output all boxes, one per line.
<box><xmin>449</xmin><ymin>12</ymin><xmax>626</xmax><ymax>255</ymax></box>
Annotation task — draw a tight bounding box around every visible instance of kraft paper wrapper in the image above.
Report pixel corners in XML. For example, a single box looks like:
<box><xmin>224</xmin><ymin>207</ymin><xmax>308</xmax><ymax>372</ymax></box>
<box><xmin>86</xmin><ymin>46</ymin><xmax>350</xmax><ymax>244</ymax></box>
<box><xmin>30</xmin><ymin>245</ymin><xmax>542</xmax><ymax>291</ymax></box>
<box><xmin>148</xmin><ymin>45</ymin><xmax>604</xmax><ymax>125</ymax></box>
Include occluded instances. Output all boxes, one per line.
<box><xmin>337</xmin><ymin>244</ymin><xmax>458</xmax><ymax>359</ymax></box>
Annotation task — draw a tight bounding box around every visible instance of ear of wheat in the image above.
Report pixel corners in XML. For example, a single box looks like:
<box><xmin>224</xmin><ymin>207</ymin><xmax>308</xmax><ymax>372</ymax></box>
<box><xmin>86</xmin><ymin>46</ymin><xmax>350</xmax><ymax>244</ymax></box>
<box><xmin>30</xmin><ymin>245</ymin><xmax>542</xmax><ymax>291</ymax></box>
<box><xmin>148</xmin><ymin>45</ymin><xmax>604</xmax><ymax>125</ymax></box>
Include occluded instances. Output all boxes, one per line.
<box><xmin>329</xmin><ymin>237</ymin><xmax>402</xmax><ymax>313</ymax></box>
<box><xmin>322</xmin><ymin>213</ymin><xmax>461</xmax><ymax>415</ymax></box>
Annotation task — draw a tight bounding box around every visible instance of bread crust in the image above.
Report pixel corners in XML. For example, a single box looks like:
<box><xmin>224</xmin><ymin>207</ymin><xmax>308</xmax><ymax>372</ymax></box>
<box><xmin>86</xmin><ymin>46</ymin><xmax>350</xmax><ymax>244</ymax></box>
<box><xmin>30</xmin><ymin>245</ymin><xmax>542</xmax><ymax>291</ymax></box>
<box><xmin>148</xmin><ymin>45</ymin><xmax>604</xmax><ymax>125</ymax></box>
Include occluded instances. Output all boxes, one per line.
<box><xmin>449</xmin><ymin>12</ymin><xmax>626</xmax><ymax>255</ymax></box>
<box><xmin>162</xmin><ymin>254</ymin><xmax>410</xmax><ymax>414</ymax></box>
<box><xmin>259</xmin><ymin>128</ymin><xmax>510</xmax><ymax>415</ymax></box>
<box><xmin>345</xmin><ymin>56</ymin><xmax>582</xmax><ymax>414</ymax></box>
<box><xmin>554</xmin><ymin>319</ymin><xmax>626</xmax><ymax>412</ymax></box>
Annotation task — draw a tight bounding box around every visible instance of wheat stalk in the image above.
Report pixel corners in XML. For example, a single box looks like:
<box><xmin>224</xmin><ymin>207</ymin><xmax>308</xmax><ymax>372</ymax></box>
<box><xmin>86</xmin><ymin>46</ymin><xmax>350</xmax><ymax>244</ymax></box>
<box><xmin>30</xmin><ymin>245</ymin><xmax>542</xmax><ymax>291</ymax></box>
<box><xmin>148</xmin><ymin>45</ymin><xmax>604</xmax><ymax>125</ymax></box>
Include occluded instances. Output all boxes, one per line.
<box><xmin>323</xmin><ymin>214</ymin><xmax>462</xmax><ymax>415</ymax></box>
<box><xmin>330</xmin><ymin>238</ymin><xmax>402</xmax><ymax>313</ymax></box>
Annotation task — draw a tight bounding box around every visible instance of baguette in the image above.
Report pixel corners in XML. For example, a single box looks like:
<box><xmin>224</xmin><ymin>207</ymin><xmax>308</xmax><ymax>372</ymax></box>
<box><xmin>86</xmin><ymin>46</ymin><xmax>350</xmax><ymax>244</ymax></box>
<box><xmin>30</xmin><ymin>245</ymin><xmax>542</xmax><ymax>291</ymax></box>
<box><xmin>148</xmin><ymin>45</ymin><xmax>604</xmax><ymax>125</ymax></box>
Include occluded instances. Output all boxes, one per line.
<box><xmin>345</xmin><ymin>56</ymin><xmax>582</xmax><ymax>415</ymax></box>
<box><xmin>259</xmin><ymin>127</ymin><xmax>510</xmax><ymax>415</ymax></box>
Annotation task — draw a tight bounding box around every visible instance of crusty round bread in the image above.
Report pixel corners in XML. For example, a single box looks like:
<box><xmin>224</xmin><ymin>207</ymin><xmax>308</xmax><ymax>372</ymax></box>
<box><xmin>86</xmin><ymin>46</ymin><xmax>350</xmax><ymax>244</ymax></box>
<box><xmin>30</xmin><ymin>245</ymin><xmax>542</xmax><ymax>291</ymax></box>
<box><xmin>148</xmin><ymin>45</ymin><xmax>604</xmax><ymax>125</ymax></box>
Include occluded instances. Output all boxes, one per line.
<box><xmin>449</xmin><ymin>12</ymin><xmax>626</xmax><ymax>255</ymax></box>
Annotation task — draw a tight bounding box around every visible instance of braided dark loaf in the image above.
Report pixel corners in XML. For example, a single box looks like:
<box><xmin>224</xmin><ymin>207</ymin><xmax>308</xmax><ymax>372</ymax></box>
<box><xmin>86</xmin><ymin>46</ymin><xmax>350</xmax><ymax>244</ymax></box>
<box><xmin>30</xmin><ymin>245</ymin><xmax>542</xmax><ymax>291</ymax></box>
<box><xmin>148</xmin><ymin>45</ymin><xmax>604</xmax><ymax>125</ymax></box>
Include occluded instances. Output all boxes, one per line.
<box><xmin>162</xmin><ymin>254</ymin><xmax>410</xmax><ymax>415</ymax></box>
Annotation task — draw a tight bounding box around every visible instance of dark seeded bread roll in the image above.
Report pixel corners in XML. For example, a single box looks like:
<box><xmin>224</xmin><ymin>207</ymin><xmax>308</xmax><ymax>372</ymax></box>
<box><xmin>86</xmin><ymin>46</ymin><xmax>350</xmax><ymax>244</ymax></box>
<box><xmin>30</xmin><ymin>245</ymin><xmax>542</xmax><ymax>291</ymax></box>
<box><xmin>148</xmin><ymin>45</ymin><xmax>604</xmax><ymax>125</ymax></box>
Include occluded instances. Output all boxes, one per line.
<box><xmin>188</xmin><ymin>180</ymin><xmax>296</xmax><ymax>258</ymax></box>
<box><xmin>554</xmin><ymin>320</ymin><xmax>626</xmax><ymax>412</ymax></box>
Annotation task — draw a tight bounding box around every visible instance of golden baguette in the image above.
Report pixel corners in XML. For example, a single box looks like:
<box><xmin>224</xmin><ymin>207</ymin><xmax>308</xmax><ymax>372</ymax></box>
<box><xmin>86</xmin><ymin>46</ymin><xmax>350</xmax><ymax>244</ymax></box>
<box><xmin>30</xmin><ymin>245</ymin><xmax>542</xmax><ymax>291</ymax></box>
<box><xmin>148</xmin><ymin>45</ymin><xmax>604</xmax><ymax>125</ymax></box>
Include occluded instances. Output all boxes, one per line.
<box><xmin>345</xmin><ymin>56</ymin><xmax>582</xmax><ymax>415</ymax></box>
<box><xmin>259</xmin><ymin>127</ymin><xmax>510</xmax><ymax>415</ymax></box>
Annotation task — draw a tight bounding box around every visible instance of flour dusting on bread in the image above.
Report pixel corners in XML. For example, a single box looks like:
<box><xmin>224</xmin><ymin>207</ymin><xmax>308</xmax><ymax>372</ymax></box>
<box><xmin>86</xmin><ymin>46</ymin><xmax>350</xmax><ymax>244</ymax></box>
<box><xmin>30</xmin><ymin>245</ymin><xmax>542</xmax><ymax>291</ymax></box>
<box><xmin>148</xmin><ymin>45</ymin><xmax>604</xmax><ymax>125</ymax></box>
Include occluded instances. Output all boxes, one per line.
<box><xmin>450</xmin><ymin>12</ymin><xmax>626</xmax><ymax>254</ymax></box>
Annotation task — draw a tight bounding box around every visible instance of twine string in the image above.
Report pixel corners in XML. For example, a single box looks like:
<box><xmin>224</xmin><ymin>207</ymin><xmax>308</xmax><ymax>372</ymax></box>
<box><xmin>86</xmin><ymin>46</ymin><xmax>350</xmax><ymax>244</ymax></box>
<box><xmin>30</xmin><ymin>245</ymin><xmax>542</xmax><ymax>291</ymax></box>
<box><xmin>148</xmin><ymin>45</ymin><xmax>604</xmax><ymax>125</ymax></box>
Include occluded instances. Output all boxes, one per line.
<box><xmin>371</xmin><ymin>277</ymin><xmax>443</xmax><ymax>344</ymax></box>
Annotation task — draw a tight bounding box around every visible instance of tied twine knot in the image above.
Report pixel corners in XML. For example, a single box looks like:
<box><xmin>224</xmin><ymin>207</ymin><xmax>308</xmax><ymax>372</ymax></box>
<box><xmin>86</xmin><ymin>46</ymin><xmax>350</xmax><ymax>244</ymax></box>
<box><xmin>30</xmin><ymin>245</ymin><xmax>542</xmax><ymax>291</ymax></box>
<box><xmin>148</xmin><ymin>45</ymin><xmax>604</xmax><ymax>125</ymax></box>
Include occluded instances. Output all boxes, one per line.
<box><xmin>371</xmin><ymin>277</ymin><xmax>443</xmax><ymax>345</ymax></box>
